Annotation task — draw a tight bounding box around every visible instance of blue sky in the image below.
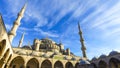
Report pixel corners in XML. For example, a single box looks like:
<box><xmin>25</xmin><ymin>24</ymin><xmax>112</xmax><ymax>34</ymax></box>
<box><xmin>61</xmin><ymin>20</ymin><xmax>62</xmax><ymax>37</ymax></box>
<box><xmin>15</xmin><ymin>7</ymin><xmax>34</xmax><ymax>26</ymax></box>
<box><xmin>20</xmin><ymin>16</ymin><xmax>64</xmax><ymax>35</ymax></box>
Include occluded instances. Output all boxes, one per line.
<box><xmin>1</xmin><ymin>0</ymin><xmax>120</xmax><ymax>59</ymax></box>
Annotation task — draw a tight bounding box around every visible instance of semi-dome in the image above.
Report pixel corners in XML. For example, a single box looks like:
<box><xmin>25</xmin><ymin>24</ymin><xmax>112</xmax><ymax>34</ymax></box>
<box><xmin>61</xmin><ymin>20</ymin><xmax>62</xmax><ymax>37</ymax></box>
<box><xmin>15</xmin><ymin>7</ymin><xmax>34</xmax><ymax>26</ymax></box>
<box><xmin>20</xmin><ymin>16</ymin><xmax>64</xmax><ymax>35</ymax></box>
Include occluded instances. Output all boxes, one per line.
<box><xmin>71</xmin><ymin>57</ymin><xmax>76</xmax><ymax>60</ymax></box>
<box><xmin>109</xmin><ymin>51</ymin><xmax>119</xmax><ymax>56</ymax></box>
<box><xmin>17</xmin><ymin>50</ymin><xmax>27</xmax><ymax>55</ymax></box>
<box><xmin>79</xmin><ymin>59</ymin><xmax>90</xmax><ymax>65</ymax></box>
<box><xmin>39</xmin><ymin>38</ymin><xmax>60</xmax><ymax>50</ymax></box>
<box><xmin>99</xmin><ymin>54</ymin><xmax>107</xmax><ymax>58</ymax></box>
<box><xmin>92</xmin><ymin>57</ymin><xmax>97</xmax><ymax>61</ymax></box>
<box><xmin>41</xmin><ymin>38</ymin><xmax>53</xmax><ymax>43</ymax></box>
<box><xmin>22</xmin><ymin>45</ymin><xmax>32</xmax><ymax>50</ymax></box>
<box><xmin>54</xmin><ymin>51</ymin><xmax>59</xmax><ymax>55</ymax></box>
<box><xmin>64</xmin><ymin>56</ymin><xmax>68</xmax><ymax>60</ymax></box>
<box><xmin>31</xmin><ymin>52</ymin><xmax>39</xmax><ymax>56</ymax></box>
<box><xmin>42</xmin><ymin>54</ymin><xmax>49</xmax><ymax>58</ymax></box>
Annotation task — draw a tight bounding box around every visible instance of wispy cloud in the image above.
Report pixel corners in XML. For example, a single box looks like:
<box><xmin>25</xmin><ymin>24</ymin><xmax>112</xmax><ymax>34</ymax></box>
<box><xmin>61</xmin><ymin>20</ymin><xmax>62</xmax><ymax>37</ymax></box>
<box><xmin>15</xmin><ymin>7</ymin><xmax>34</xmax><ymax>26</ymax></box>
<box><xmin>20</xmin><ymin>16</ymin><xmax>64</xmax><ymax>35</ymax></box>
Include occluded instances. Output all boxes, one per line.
<box><xmin>34</xmin><ymin>27</ymin><xmax>59</xmax><ymax>38</ymax></box>
<box><xmin>2</xmin><ymin>0</ymin><xmax>120</xmax><ymax>59</ymax></box>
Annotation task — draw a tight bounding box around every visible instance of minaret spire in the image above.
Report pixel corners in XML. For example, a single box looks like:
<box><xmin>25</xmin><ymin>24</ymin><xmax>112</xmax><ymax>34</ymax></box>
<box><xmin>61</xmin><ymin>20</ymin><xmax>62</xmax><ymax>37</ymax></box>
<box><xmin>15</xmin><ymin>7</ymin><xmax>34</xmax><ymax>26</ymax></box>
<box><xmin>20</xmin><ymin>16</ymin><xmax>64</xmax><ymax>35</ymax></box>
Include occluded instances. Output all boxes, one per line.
<box><xmin>18</xmin><ymin>33</ymin><xmax>25</xmax><ymax>47</ymax></box>
<box><xmin>78</xmin><ymin>22</ymin><xmax>87</xmax><ymax>58</ymax></box>
<box><xmin>8</xmin><ymin>3</ymin><xmax>27</xmax><ymax>43</ymax></box>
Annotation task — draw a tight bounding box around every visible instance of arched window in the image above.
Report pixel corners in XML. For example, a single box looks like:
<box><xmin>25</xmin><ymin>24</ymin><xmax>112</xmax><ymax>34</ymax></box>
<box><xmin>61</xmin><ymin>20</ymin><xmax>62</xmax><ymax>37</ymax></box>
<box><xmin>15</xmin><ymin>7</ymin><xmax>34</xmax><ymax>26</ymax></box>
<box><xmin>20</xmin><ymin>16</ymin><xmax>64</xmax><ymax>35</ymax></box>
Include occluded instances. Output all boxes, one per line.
<box><xmin>0</xmin><ymin>40</ymin><xmax>6</xmax><ymax>56</ymax></box>
<box><xmin>3</xmin><ymin>49</ymin><xmax>10</xmax><ymax>61</ymax></box>
<box><xmin>7</xmin><ymin>54</ymin><xmax>12</xmax><ymax>63</ymax></box>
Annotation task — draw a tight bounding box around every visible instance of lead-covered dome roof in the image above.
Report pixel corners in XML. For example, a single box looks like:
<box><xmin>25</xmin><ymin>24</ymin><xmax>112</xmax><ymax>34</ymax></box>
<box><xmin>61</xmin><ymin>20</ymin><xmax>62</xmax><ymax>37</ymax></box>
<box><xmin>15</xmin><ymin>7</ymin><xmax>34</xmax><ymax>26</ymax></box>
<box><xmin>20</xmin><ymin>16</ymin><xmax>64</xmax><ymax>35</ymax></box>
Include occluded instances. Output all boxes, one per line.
<box><xmin>79</xmin><ymin>59</ymin><xmax>90</xmax><ymax>65</ymax></box>
<box><xmin>92</xmin><ymin>57</ymin><xmax>97</xmax><ymax>61</ymax></box>
<box><xmin>109</xmin><ymin>51</ymin><xmax>119</xmax><ymax>56</ymax></box>
<box><xmin>16</xmin><ymin>50</ymin><xmax>27</xmax><ymax>55</ymax></box>
<box><xmin>99</xmin><ymin>54</ymin><xmax>107</xmax><ymax>58</ymax></box>
<box><xmin>22</xmin><ymin>45</ymin><xmax>32</xmax><ymax>50</ymax></box>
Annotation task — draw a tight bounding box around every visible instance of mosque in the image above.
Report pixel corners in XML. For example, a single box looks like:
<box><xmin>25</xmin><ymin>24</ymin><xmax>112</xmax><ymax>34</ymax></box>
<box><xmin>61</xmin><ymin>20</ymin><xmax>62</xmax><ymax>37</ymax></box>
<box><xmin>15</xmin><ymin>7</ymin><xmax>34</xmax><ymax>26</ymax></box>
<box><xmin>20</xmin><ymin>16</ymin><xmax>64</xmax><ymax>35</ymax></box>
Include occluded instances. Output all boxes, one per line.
<box><xmin>0</xmin><ymin>3</ymin><xmax>120</xmax><ymax>68</ymax></box>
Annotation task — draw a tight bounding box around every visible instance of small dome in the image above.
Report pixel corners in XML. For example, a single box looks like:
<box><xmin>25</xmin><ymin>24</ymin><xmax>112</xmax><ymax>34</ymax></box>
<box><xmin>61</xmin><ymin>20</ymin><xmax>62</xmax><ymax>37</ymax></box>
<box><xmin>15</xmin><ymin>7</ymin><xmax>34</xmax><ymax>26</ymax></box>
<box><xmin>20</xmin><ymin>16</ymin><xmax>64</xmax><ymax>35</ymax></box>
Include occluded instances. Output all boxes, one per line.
<box><xmin>109</xmin><ymin>51</ymin><xmax>119</xmax><ymax>56</ymax></box>
<box><xmin>64</xmin><ymin>56</ymin><xmax>68</xmax><ymax>60</ymax></box>
<box><xmin>22</xmin><ymin>46</ymin><xmax>32</xmax><ymax>50</ymax></box>
<box><xmin>54</xmin><ymin>51</ymin><xmax>59</xmax><ymax>55</ymax></box>
<box><xmin>43</xmin><ymin>54</ymin><xmax>49</xmax><ymax>58</ymax></box>
<box><xmin>71</xmin><ymin>57</ymin><xmax>76</xmax><ymax>60</ymax></box>
<box><xmin>31</xmin><ymin>52</ymin><xmax>39</xmax><ymax>56</ymax></box>
<box><xmin>92</xmin><ymin>57</ymin><xmax>97</xmax><ymax>61</ymax></box>
<box><xmin>99</xmin><ymin>54</ymin><xmax>106</xmax><ymax>58</ymax></box>
<box><xmin>79</xmin><ymin>59</ymin><xmax>90</xmax><ymax>65</ymax></box>
<box><xmin>17</xmin><ymin>50</ymin><xmax>26</xmax><ymax>55</ymax></box>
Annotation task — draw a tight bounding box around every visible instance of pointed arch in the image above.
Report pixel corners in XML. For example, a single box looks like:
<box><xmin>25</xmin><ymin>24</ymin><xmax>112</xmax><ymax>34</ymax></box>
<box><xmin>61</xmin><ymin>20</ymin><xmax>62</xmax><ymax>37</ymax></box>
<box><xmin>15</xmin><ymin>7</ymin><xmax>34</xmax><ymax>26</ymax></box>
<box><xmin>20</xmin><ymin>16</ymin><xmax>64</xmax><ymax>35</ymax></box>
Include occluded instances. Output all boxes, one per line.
<box><xmin>98</xmin><ymin>60</ymin><xmax>107</xmax><ymax>68</ymax></box>
<box><xmin>54</xmin><ymin>61</ymin><xmax>63</xmax><ymax>68</ymax></box>
<box><xmin>41</xmin><ymin>59</ymin><xmax>52</xmax><ymax>68</ymax></box>
<box><xmin>91</xmin><ymin>63</ymin><xmax>97</xmax><ymax>68</ymax></box>
<box><xmin>27</xmin><ymin>58</ymin><xmax>39</xmax><ymax>68</ymax></box>
<box><xmin>10</xmin><ymin>56</ymin><xmax>25</xmax><ymax>68</ymax></box>
<box><xmin>65</xmin><ymin>62</ymin><xmax>73</xmax><ymax>68</ymax></box>
<box><xmin>75</xmin><ymin>63</ymin><xmax>79</xmax><ymax>68</ymax></box>
<box><xmin>109</xmin><ymin>58</ymin><xmax>120</xmax><ymax>68</ymax></box>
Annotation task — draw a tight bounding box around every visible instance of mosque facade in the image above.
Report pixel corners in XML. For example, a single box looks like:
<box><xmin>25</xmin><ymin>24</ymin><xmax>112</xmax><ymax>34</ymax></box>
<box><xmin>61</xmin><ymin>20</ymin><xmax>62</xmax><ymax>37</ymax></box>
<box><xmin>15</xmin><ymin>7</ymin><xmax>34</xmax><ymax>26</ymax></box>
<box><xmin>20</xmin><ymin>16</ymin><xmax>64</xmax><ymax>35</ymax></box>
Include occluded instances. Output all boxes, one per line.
<box><xmin>0</xmin><ymin>3</ymin><xmax>120</xmax><ymax>68</ymax></box>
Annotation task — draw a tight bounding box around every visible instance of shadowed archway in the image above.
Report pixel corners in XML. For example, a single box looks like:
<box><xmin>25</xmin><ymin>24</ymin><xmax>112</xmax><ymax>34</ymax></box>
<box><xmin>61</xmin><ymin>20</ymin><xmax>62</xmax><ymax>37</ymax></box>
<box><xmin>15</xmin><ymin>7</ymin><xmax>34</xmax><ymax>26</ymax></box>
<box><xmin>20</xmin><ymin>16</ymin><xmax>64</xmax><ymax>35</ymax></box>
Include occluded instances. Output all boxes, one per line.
<box><xmin>41</xmin><ymin>60</ymin><xmax>52</xmax><ymax>68</ymax></box>
<box><xmin>9</xmin><ymin>56</ymin><xmax>25</xmax><ymax>68</ymax></box>
<box><xmin>27</xmin><ymin>58</ymin><xmax>39</xmax><ymax>68</ymax></box>
<box><xmin>65</xmin><ymin>62</ymin><xmax>73</xmax><ymax>68</ymax></box>
<box><xmin>91</xmin><ymin>63</ymin><xmax>97</xmax><ymax>68</ymax></box>
<box><xmin>98</xmin><ymin>60</ymin><xmax>107</xmax><ymax>68</ymax></box>
<box><xmin>54</xmin><ymin>61</ymin><xmax>63</xmax><ymax>68</ymax></box>
<box><xmin>75</xmin><ymin>63</ymin><xmax>79</xmax><ymax>68</ymax></box>
<box><xmin>109</xmin><ymin>58</ymin><xmax>120</xmax><ymax>68</ymax></box>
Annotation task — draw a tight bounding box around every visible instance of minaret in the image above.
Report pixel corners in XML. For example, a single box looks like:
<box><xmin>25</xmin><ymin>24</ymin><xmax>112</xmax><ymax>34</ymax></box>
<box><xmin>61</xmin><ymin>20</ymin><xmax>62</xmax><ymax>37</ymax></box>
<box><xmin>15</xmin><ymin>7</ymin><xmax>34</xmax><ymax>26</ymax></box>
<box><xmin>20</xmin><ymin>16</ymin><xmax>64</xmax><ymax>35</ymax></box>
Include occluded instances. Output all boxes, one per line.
<box><xmin>78</xmin><ymin>22</ymin><xmax>87</xmax><ymax>58</ymax></box>
<box><xmin>18</xmin><ymin>33</ymin><xmax>25</xmax><ymax>47</ymax></box>
<box><xmin>8</xmin><ymin>4</ymin><xmax>27</xmax><ymax>43</ymax></box>
<box><xmin>28</xmin><ymin>41</ymin><xmax>32</xmax><ymax>49</ymax></box>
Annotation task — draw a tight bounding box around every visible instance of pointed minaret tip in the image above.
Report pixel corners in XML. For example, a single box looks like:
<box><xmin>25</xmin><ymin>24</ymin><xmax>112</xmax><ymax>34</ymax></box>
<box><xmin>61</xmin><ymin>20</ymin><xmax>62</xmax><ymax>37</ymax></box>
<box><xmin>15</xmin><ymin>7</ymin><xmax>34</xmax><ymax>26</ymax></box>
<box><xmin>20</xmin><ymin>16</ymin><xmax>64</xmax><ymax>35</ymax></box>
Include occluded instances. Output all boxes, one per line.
<box><xmin>18</xmin><ymin>32</ymin><xmax>25</xmax><ymax>47</ymax></box>
<box><xmin>23</xmin><ymin>2</ymin><xmax>27</xmax><ymax>9</ymax></box>
<box><xmin>28</xmin><ymin>41</ymin><xmax>32</xmax><ymax>49</ymax></box>
<box><xmin>78</xmin><ymin>22</ymin><xmax>82</xmax><ymax>33</ymax></box>
<box><xmin>20</xmin><ymin>3</ymin><xmax>27</xmax><ymax>16</ymax></box>
<box><xmin>0</xmin><ymin>13</ymin><xmax>2</xmax><ymax>16</ymax></box>
<box><xmin>0</xmin><ymin>13</ymin><xmax>2</xmax><ymax>18</ymax></box>
<box><xmin>8</xmin><ymin>3</ymin><xmax>27</xmax><ymax>43</ymax></box>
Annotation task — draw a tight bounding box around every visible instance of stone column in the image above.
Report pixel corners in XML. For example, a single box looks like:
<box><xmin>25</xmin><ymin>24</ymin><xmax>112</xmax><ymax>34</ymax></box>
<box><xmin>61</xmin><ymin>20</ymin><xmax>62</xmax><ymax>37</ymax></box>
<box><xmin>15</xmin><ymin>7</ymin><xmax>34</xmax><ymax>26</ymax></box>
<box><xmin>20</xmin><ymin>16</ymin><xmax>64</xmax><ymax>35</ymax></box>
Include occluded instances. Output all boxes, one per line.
<box><xmin>23</xmin><ymin>62</ymin><xmax>27</xmax><ymax>68</ymax></box>
<box><xmin>35</xmin><ymin>43</ymin><xmax>40</xmax><ymax>51</ymax></box>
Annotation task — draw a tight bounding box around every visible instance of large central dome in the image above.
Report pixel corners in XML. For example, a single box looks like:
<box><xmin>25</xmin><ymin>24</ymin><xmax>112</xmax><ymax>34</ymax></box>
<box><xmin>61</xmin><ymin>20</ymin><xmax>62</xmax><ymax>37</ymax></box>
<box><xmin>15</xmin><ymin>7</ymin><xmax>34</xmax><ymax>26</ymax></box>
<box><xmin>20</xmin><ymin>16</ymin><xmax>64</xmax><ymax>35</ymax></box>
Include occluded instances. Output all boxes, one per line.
<box><xmin>33</xmin><ymin>38</ymin><xmax>61</xmax><ymax>52</ymax></box>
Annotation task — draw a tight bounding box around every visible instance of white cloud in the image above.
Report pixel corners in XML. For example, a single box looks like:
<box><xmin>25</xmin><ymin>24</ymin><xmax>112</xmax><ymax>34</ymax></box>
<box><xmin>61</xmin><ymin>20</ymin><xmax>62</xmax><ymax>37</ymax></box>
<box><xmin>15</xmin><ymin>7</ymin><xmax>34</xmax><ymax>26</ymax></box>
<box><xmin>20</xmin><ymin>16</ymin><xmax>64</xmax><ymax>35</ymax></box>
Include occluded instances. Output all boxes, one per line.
<box><xmin>88</xmin><ymin>1</ymin><xmax>120</xmax><ymax>28</ymax></box>
<box><xmin>34</xmin><ymin>27</ymin><xmax>59</xmax><ymax>38</ymax></box>
<box><xmin>3</xmin><ymin>0</ymin><xmax>120</xmax><ymax>59</ymax></box>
